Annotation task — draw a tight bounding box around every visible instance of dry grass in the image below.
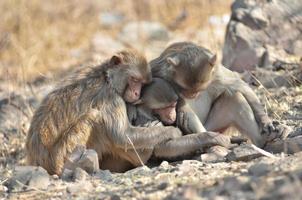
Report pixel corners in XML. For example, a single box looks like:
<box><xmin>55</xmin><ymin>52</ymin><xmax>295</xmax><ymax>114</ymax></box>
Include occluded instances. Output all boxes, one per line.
<box><xmin>0</xmin><ymin>0</ymin><xmax>232</xmax><ymax>83</ymax></box>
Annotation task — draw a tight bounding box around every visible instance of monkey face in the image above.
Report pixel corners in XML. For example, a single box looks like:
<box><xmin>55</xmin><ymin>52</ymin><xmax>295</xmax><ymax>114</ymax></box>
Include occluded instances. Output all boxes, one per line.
<box><xmin>109</xmin><ymin>50</ymin><xmax>152</xmax><ymax>103</ymax></box>
<box><xmin>153</xmin><ymin>101</ymin><xmax>177</xmax><ymax>125</ymax></box>
<box><xmin>167</xmin><ymin>51</ymin><xmax>216</xmax><ymax>99</ymax></box>
<box><xmin>124</xmin><ymin>76</ymin><xmax>144</xmax><ymax>103</ymax></box>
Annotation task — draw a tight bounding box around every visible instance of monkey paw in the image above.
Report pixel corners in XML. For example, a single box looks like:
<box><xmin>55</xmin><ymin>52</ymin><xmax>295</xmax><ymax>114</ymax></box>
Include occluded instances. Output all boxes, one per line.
<box><xmin>204</xmin><ymin>132</ymin><xmax>231</xmax><ymax>148</ymax></box>
<box><xmin>262</xmin><ymin>120</ymin><xmax>293</xmax><ymax>142</ymax></box>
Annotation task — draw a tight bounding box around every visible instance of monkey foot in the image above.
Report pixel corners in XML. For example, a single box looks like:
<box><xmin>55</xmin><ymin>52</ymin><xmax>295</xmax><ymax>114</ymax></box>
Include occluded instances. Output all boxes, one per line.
<box><xmin>262</xmin><ymin>120</ymin><xmax>293</xmax><ymax>143</ymax></box>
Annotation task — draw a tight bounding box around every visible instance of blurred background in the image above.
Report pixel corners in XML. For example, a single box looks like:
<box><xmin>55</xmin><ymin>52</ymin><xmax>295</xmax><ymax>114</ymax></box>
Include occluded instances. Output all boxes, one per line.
<box><xmin>0</xmin><ymin>0</ymin><xmax>232</xmax><ymax>84</ymax></box>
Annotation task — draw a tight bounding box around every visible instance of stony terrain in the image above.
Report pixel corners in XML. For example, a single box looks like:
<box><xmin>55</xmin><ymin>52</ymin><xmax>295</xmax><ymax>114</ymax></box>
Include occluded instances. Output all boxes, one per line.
<box><xmin>0</xmin><ymin>0</ymin><xmax>302</xmax><ymax>199</ymax></box>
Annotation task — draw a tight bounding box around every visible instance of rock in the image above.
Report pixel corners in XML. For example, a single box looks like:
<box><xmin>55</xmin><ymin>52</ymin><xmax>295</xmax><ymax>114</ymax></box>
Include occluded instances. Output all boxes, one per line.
<box><xmin>99</xmin><ymin>12</ymin><xmax>124</xmax><ymax>27</ymax></box>
<box><xmin>6</xmin><ymin>166</ymin><xmax>50</xmax><ymax>192</ymax></box>
<box><xmin>157</xmin><ymin>182</ymin><xmax>168</xmax><ymax>190</ymax></box>
<box><xmin>159</xmin><ymin>161</ymin><xmax>170</xmax><ymax>169</ymax></box>
<box><xmin>226</xmin><ymin>144</ymin><xmax>262</xmax><ymax>161</ymax></box>
<box><xmin>63</xmin><ymin>146</ymin><xmax>99</xmax><ymax>174</ymax></box>
<box><xmin>77</xmin><ymin>149</ymin><xmax>99</xmax><ymax>174</ymax></box>
<box><xmin>125</xmin><ymin>165</ymin><xmax>151</xmax><ymax>176</ymax></box>
<box><xmin>110</xmin><ymin>194</ymin><xmax>121</xmax><ymax>200</ymax></box>
<box><xmin>61</xmin><ymin>168</ymin><xmax>74</xmax><ymax>181</ymax></box>
<box><xmin>94</xmin><ymin>169</ymin><xmax>113</xmax><ymax>182</ymax></box>
<box><xmin>223</xmin><ymin>0</ymin><xmax>302</xmax><ymax>72</ymax></box>
<box><xmin>264</xmin><ymin>136</ymin><xmax>302</xmax><ymax>154</ymax></box>
<box><xmin>66</xmin><ymin>181</ymin><xmax>93</xmax><ymax>194</ymax></box>
<box><xmin>0</xmin><ymin>185</ymin><xmax>8</xmax><ymax>193</ymax></box>
<box><xmin>119</xmin><ymin>21</ymin><xmax>169</xmax><ymax>45</ymax></box>
<box><xmin>73</xmin><ymin>167</ymin><xmax>89</xmax><ymax>182</ymax></box>
<box><xmin>248</xmin><ymin>163</ymin><xmax>271</xmax><ymax>177</ymax></box>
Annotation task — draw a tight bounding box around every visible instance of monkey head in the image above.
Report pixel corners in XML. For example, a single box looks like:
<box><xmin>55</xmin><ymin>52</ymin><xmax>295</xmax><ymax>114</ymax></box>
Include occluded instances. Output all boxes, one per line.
<box><xmin>107</xmin><ymin>50</ymin><xmax>152</xmax><ymax>103</ymax></box>
<box><xmin>140</xmin><ymin>78</ymin><xmax>178</xmax><ymax>125</ymax></box>
<box><xmin>152</xmin><ymin>42</ymin><xmax>217</xmax><ymax>99</ymax></box>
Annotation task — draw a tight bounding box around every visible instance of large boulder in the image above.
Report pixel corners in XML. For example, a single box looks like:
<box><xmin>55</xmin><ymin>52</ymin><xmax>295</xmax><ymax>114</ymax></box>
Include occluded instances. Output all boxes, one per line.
<box><xmin>222</xmin><ymin>0</ymin><xmax>302</xmax><ymax>72</ymax></box>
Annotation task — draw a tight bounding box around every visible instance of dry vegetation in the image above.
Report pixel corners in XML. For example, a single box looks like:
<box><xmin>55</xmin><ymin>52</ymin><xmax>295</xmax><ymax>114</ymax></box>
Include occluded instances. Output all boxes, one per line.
<box><xmin>0</xmin><ymin>0</ymin><xmax>232</xmax><ymax>83</ymax></box>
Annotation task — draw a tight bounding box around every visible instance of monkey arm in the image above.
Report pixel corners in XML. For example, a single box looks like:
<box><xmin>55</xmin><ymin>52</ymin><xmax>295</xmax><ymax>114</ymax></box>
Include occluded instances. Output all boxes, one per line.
<box><xmin>118</xmin><ymin>125</ymin><xmax>182</xmax><ymax>150</ymax></box>
<box><xmin>177</xmin><ymin>99</ymin><xmax>207</xmax><ymax>134</ymax></box>
<box><xmin>153</xmin><ymin>132</ymin><xmax>231</xmax><ymax>158</ymax></box>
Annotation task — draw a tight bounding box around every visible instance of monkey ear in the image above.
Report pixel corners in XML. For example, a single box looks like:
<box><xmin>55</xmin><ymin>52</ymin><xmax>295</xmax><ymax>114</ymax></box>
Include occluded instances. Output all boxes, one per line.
<box><xmin>167</xmin><ymin>56</ymin><xmax>180</xmax><ymax>66</ymax></box>
<box><xmin>110</xmin><ymin>55</ymin><xmax>122</xmax><ymax>66</ymax></box>
<box><xmin>209</xmin><ymin>54</ymin><xmax>217</xmax><ymax>66</ymax></box>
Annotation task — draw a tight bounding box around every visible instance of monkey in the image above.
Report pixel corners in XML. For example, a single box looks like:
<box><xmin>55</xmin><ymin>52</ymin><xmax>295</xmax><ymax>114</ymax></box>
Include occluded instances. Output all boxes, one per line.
<box><xmin>126</xmin><ymin>77</ymin><xmax>231</xmax><ymax>160</ymax></box>
<box><xmin>26</xmin><ymin>49</ymin><xmax>183</xmax><ymax>175</ymax></box>
<box><xmin>150</xmin><ymin>42</ymin><xmax>291</xmax><ymax>148</ymax></box>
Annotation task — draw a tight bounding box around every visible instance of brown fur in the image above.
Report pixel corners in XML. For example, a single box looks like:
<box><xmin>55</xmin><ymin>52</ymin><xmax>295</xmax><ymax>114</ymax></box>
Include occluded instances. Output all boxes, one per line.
<box><xmin>150</xmin><ymin>42</ymin><xmax>291</xmax><ymax>147</ymax></box>
<box><xmin>26</xmin><ymin>50</ymin><xmax>182</xmax><ymax>175</ymax></box>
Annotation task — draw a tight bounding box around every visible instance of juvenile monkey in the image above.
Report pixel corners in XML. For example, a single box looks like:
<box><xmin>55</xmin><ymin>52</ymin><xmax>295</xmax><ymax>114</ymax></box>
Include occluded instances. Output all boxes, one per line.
<box><xmin>26</xmin><ymin>50</ymin><xmax>182</xmax><ymax>175</ymax></box>
<box><xmin>126</xmin><ymin>78</ymin><xmax>231</xmax><ymax>160</ymax></box>
<box><xmin>150</xmin><ymin>42</ymin><xmax>291</xmax><ymax>147</ymax></box>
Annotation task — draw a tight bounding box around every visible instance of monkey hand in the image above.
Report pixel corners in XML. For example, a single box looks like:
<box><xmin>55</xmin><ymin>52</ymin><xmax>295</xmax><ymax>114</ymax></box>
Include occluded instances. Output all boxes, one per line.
<box><xmin>201</xmin><ymin>132</ymin><xmax>231</xmax><ymax>148</ymax></box>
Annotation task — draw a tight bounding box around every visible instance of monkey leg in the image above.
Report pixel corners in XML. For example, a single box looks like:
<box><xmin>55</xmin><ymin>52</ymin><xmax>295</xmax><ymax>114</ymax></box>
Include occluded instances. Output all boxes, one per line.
<box><xmin>50</xmin><ymin>122</ymin><xmax>92</xmax><ymax>175</ymax></box>
<box><xmin>153</xmin><ymin>132</ymin><xmax>231</xmax><ymax>159</ymax></box>
<box><xmin>204</xmin><ymin>92</ymin><xmax>265</xmax><ymax>147</ymax></box>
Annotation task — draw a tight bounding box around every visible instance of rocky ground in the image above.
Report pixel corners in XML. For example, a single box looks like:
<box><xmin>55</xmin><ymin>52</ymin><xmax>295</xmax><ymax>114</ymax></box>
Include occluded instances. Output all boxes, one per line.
<box><xmin>1</xmin><ymin>0</ymin><xmax>302</xmax><ymax>199</ymax></box>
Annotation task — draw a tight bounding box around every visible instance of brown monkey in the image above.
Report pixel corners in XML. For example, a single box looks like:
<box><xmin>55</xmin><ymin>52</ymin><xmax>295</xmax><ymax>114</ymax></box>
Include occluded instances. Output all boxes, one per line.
<box><xmin>26</xmin><ymin>50</ymin><xmax>182</xmax><ymax>175</ymax></box>
<box><xmin>126</xmin><ymin>78</ymin><xmax>230</xmax><ymax>161</ymax></box>
<box><xmin>150</xmin><ymin>42</ymin><xmax>291</xmax><ymax>147</ymax></box>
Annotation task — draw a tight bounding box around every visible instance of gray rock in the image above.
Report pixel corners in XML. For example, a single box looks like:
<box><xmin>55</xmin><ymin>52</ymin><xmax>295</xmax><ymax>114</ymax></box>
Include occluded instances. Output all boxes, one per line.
<box><xmin>66</xmin><ymin>181</ymin><xmax>93</xmax><ymax>194</ymax></box>
<box><xmin>226</xmin><ymin>144</ymin><xmax>262</xmax><ymax>161</ymax></box>
<box><xmin>119</xmin><ymin>21</ymin><xmax>169</xmax><ymax>44</ymax></box>
<box><xmin>6</xmin><ymin>166</ymin><xmax>50</xmax><ymax>192</ymax></box>
<box><xmin>99</xmin><ymin>12</ymin><xmax>124</xmax><ymax>27</ymax></box>
<box><xmin>73</xmin><ymin>167</ymin><xmax>89</xmax><ymax>182</ymax></box>
<box><xmin>94</xmin><ymin>169</ymin><xmax>113</xmax><ymax>182</ymax></box>
<box><xmin>63</xmin><ymin>146</ymin><xmax>99</xmax><ymax>174</ymax></box>
<box><xmin>223</xmin><ymin>0</ymin><xmax>302</xmax><ymax>72</ymax></box>
<box><xmin>77</xmin><ymin>149</ymin><xmax>99</xmax><ymax>174</ymax></box>
<box><xmin>248</xmin><ymin>163</ymin><xmax>271</xmax><ymax>177</ymax></box>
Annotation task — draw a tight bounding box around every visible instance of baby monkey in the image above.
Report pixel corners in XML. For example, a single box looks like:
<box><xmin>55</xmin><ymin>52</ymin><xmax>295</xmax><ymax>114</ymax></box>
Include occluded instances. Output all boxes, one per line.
<box><xmin>127</xmin><ymin>78</ymin><xmax>231</xmax><ymax>160</ymax></box>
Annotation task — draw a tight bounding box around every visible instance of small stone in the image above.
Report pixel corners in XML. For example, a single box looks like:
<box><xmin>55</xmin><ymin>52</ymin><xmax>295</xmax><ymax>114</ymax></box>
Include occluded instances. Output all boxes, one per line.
<box><xmin>73</xmin><ymin>167</ymin><xmax>89</xmax><ymax>182</ymax></box>
<box><xmin>248</xmin><ymin>163</ymin><xmax>271</xmax><ymax>177</ymax></box>
<box><xmin>110</xmin><ymin>194</ymin><xmax>121</xmax><ymax>200</ymax></box>
<box><xmin>66</xmin><ymin>181</ymin><xmax>93</xmax><ymax>194</ymax></box>
<box><xmin>77</xmin><ymin>149</ymin><xmax>99</xmax><ymax>174</ymax></box>
<box><xmin>0</xmin><ymin>185</ymin><xmax>8</xmax><ymax>193</ymax></box>
<box><xmin>94</xmin><ymin>169</ymin><xmax>113</xmax><ymax>182</ymax></box>
<box><xmin>52</xmin><ymin>174</ymin><xmax>59</xmax><ymax>180</ymax></box>
<box><xmin>63</xmin><ymin>146</ymin><xmax>99</xmax><ymax>174</ymax></box>
<box><xmin>61</xmin><ymin>168</ymin><xmax>73</xmax><ymax>181</ymax></box>
<box><xmin>226</xmin><ymin>144</ymin><xmax>262</xmax><ymax>162</ymax></box>
<box><xmin>159</xmin><ymin>161</ymin><xmax>170</xmax><ymax>169</ymax></box>
<box><xmin>201</xmin><ymin>153</ymin><xmax>225</xmax><ymax>163</ymax></box>
<box><xmin>157</xmin><ymin>182</ymin><xmax>168</xmax><ymax>190</ymax></box>
<box><xmin>6</xmin><ymin>166</ymin><xmax>50</xmax><ymax>192</ymax></box>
